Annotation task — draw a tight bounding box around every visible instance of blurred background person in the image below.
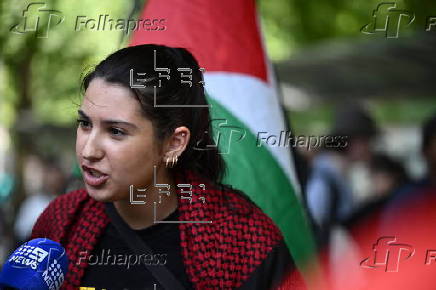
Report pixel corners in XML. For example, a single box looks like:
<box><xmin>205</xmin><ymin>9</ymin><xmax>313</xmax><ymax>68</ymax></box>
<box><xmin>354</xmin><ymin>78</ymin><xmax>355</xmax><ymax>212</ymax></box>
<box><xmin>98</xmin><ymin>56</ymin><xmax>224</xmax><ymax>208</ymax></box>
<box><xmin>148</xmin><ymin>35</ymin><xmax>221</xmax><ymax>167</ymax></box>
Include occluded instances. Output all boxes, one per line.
<box><xmin>306</xmin><ymin>103</ymin><xmax>378</xmax><ymax>246</ymax></box>
<box><xmin>13</xmin><ymin>157</ymin><xmax>66</xmax><ymax>245</ymax></box>
<box><xmin>380</xmin><ymin>112</ymin><xmax>436</xmax><ymax>232</ymax></box>
<box><xmin>344</xmin><ymin>153</ymin><xmax>410</xmax><ymax>229</ymax></box>
<box><xmin>322</xmin><ymin>113</ymin><xmax>436</xmax><ymax>290</ymax></box>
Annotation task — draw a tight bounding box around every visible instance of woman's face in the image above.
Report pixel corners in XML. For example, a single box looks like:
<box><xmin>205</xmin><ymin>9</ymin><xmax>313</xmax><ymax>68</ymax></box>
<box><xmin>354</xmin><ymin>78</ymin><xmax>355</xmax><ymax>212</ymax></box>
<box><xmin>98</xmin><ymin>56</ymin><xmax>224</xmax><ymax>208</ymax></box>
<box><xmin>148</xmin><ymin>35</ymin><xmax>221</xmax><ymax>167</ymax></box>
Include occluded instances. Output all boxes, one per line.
<box><xmin>76</xmin><ymin>78</ymin><xmax>164</xmax><ymax>202</ymax></box>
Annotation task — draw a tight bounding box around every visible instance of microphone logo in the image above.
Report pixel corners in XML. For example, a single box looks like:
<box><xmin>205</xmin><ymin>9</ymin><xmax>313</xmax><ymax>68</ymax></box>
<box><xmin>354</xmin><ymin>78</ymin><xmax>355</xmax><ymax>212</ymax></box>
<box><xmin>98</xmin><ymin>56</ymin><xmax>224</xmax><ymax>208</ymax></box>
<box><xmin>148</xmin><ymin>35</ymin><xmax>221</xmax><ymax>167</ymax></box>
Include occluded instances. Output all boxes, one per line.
<box><xmin>8</xmin><ymin>245</ymin><xmax>49</xmax><ymax>270</ymax></box>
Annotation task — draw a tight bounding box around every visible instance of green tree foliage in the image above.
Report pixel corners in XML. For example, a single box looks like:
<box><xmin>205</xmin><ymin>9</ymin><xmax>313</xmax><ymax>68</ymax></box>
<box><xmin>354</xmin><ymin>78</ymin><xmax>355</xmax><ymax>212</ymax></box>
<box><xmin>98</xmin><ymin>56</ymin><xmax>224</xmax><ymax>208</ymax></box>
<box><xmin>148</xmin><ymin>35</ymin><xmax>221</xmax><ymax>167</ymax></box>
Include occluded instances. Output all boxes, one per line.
<box><xmin>259</xmin><ymin>0</ymin><xmax>436</xmax><ymax>60</ymax></box>
<box><xmin>1</xmin><ymin>0</ymin><xmax>134</xmax><ymax>128</ymax></box>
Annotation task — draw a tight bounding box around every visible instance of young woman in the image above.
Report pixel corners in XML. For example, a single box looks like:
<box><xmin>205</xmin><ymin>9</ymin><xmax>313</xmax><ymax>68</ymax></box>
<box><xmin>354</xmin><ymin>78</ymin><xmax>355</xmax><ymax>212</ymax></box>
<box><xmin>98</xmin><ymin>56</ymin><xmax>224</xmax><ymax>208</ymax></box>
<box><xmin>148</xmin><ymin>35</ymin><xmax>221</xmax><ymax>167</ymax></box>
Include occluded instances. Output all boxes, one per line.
<box><xmin>31</xmin><ymin>44</ymin><xmax>304</xmax><ymax>289</ymax></box>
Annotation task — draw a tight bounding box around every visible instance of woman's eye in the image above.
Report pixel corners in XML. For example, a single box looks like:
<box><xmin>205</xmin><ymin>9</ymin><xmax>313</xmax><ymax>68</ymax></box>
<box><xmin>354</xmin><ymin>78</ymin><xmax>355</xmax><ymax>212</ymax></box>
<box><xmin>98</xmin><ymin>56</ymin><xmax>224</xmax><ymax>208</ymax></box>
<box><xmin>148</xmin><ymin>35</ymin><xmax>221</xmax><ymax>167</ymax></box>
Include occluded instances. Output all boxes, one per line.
<box><xmin>76</xmin><ymin>119</ymin><xmax>91</xmax><ymax>128</ymax></box>
<box><xmin>109</xmin><ymin>127</ymin><xmax>125</xmax><ymax>136</ymax></box>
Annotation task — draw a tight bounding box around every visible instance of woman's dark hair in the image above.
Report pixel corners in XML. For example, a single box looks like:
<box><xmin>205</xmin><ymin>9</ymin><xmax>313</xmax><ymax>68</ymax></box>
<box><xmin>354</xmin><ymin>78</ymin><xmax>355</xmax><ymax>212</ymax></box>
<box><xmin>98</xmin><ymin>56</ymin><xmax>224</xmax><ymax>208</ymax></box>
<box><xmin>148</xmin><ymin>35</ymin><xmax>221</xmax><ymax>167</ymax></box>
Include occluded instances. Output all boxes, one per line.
<box><xmin>81</xmin><ymin>44</ymin><xmax>226</xmax><ymax>183</ymax></box>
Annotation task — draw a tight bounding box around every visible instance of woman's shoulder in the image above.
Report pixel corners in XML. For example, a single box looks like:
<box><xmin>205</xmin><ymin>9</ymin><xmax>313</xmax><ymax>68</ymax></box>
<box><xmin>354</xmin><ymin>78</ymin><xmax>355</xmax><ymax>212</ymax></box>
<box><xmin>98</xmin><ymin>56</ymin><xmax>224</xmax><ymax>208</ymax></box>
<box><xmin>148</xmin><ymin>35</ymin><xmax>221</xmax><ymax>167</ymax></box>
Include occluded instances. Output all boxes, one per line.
<box><xmin>187</xmin><ymin>178</ymin><xmax>285</xmax><ymax>244</ymax></box>
<box><xmin>178</xmin><ymin>175</ymin><xmax>291</xmax><ymax>288</ymax></box>
<box><xmin>181</xmin><ymin>170</ymin><xmax>284</xmax><ymax>240</ymax></box>
<box><xmin>216</xmin><ymin>184</ymin><xmax>283</xmax><ymax>237</ymax></box>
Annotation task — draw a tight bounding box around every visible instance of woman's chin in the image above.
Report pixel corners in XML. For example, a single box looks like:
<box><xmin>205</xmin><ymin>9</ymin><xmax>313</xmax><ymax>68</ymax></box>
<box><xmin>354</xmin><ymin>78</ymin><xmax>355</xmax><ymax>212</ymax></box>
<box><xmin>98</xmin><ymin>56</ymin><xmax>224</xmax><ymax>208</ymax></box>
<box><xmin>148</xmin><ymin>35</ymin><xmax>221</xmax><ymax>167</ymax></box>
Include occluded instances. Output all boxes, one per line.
<box><xmin>85</xmin><ymin>185</ymin><xmax>116</xmax><ymax>202</ymax></box>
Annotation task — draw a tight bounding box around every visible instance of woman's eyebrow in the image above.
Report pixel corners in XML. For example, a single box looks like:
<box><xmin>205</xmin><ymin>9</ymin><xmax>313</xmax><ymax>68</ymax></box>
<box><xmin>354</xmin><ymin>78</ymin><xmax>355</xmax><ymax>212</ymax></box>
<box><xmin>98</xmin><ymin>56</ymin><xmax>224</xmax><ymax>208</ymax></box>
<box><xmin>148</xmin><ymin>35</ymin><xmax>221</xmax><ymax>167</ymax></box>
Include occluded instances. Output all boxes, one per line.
<box><xmin>104</xmin><ymin>120</ymin><xmax>138</xmax><ymax>130</ymax></box>
<box><xmin>77</xmin><ymin>109</ymin><xmax>138</xmax><ymax>130</ymax></box>
<box><xmin>77</xmin><ymin>109</ymin><xmax>90</xmax><ymax>119</ymax></box>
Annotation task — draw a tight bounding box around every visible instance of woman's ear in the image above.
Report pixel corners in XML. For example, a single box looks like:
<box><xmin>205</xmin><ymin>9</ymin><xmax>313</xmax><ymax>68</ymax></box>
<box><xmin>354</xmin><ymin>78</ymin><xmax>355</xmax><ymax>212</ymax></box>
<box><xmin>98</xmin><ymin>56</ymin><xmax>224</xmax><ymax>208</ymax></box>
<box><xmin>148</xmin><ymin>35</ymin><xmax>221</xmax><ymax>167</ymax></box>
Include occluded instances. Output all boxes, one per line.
<box><xmin>163</xmin><ymin>126</ymin><xmax>190</xmax><ymax>160</ymax></box>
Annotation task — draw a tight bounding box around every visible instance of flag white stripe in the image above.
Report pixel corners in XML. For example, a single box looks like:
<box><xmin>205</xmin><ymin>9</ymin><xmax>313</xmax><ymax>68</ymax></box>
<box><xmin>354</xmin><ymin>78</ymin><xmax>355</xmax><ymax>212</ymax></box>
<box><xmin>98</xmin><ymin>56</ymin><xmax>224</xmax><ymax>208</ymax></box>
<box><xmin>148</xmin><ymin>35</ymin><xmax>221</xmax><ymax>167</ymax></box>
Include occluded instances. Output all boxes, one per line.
<box><xmin>205</xmin><ymin>72</ymin><xmax>301</xmax><ymax>199</ymax></box>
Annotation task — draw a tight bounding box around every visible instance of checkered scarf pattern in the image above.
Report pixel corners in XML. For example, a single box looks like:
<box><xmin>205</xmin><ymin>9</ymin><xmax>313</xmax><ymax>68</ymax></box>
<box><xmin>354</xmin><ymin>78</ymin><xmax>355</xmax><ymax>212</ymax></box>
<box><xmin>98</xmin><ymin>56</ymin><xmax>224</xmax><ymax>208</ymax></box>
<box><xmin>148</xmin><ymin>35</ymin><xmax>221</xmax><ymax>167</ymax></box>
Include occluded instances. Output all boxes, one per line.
<box><xmin>31</xmin><ymin>169</ymin><xmax>284</xmax><ymax>289</ymax></box>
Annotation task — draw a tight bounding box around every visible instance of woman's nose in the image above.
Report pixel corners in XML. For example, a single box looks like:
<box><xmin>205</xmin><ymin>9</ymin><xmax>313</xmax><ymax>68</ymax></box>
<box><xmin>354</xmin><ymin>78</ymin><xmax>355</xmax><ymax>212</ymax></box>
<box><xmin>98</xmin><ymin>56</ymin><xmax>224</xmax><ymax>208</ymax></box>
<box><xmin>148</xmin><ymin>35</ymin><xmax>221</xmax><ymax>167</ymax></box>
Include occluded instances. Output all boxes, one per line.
<box><xmin>82</xmin><ymin>133</ymin><xmax>104</xmax><ymax>161</ymax></box>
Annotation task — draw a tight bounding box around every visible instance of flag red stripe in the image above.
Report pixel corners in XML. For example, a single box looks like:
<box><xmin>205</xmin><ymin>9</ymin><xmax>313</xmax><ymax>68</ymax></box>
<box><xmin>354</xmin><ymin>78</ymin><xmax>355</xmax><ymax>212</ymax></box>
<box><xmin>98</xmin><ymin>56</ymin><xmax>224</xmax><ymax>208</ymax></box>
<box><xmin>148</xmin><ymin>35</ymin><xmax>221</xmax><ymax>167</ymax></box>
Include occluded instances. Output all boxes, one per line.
<box><xmin>130</xmin><ymin>0</ymin><xmax>267</xmax><ymax>82</ymax></box>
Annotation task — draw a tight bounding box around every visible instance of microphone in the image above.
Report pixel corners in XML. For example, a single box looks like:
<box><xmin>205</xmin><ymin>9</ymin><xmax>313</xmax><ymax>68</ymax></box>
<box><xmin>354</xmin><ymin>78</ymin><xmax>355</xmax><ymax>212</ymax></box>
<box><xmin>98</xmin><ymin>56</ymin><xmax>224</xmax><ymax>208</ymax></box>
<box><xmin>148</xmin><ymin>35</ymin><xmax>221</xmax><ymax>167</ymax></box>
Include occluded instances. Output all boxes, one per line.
<box><xmin>0</xmin><ymin>238</ymin><xmax>69</xmax><ymax>290</ymax></box>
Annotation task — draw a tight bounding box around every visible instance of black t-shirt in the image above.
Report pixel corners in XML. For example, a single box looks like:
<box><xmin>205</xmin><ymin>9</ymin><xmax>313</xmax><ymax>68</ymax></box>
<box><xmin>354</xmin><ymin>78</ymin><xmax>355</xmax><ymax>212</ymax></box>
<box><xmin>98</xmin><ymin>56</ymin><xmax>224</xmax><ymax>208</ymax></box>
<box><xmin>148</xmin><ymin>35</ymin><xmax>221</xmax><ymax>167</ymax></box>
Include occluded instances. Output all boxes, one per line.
<box><xmin>80</xmin><ymin>209</ymin><xmax>194</xmax><ymax>290</ymax></box>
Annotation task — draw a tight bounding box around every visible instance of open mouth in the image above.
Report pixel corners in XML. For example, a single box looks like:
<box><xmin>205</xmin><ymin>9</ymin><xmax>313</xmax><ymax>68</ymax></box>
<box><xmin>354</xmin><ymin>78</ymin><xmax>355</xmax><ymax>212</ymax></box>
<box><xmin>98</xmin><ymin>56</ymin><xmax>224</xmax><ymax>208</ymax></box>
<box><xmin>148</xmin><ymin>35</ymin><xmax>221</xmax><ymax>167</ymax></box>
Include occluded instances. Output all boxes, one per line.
<box><xmin>82</xmin><ymin>166</ymin><xmax>109</xmax><ymax>187</ymax></box>
<box><xmin>88</xmin><ymin>168</ymin><xmax>104</xmax><ymax>177</ymax></box>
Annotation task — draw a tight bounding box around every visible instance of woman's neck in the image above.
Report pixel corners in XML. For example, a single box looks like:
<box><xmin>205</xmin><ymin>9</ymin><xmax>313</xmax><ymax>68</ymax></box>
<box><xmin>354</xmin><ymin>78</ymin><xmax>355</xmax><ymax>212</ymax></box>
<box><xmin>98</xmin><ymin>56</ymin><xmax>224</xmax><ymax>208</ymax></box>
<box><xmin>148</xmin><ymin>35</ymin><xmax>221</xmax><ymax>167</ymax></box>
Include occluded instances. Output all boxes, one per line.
<box><xmin>113</xmin><ymin>169</ymin><xmax>178</xmax><ymax>230</ymax></box>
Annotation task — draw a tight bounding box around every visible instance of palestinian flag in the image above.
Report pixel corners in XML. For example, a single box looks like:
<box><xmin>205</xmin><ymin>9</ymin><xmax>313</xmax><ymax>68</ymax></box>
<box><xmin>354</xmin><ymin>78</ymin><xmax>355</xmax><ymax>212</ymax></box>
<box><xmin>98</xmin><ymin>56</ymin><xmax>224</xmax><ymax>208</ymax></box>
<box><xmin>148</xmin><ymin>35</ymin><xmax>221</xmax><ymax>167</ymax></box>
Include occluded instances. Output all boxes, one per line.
<box><xmin>130</xmin><ymin>0</ymin><xmax>317</xmax><ymax>273</ymax></box>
